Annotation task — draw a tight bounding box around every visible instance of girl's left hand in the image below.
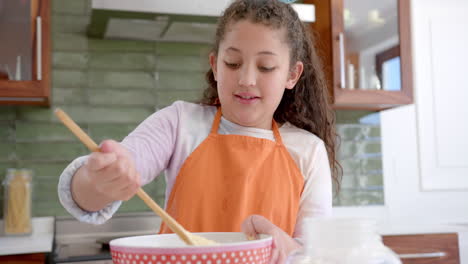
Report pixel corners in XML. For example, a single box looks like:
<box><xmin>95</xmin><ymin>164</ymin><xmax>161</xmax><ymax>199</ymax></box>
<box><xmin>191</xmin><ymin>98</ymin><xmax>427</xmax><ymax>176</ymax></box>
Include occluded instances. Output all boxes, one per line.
<box><xmin>241</xmin><ymin>215</ymin><xmax>302</xmax><ymax>264</ymax></box>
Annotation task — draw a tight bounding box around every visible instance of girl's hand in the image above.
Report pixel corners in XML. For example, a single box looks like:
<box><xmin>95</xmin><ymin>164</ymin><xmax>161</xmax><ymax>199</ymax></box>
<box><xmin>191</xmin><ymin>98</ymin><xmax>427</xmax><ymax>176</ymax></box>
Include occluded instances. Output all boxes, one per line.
<box><xmin>241</xmin><ymin>215</ymin><xmax>302</xmax><ymax>264</ymax></box>
<box><xmin>80</xmin><ymin>139</ymin><xmax>141</xmax><ymax>202</ymax></box>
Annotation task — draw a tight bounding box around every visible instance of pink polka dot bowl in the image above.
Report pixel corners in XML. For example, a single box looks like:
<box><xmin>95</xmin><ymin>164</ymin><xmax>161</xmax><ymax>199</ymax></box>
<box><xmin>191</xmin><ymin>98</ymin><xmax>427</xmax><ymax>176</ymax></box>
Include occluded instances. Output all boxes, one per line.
<box><xmin>110</xmin><ymin>232</ymin><xmax>273</xmax><ymax>264</ymax></box>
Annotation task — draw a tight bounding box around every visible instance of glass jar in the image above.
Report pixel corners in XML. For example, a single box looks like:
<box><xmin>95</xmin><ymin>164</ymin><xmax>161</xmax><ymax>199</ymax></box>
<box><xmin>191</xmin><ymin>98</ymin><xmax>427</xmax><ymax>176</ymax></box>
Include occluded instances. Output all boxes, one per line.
<box><xmin>286</xmin><ymin>217</ymin><xmax>401</xmax><ymax>264</ymax></box>
<box><xmin>2</xmin><ymin>168</ymin><xmax>33</xmax><ymax>235</ymax></box>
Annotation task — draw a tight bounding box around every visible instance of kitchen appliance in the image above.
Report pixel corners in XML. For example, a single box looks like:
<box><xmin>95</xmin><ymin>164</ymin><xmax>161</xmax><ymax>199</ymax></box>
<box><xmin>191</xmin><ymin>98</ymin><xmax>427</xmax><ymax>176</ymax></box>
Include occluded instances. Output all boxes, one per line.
<box><xmin>53</xmin><ymin>213</ymin><xmax>161</xmax><ymax>264</ymax></box>
<box><xmin>87</xmin><ymin>0</ymin><xmax>315</xmax><ymax>43</ymax></box>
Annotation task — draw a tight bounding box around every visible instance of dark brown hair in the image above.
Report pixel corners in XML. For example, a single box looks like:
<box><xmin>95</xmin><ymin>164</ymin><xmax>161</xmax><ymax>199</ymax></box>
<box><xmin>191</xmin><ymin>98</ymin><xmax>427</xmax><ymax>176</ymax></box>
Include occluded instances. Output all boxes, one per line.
<box><xmin>200</xmin><ymin>0</ymin><xmax>342</xmax><ymax>191</ymax></box>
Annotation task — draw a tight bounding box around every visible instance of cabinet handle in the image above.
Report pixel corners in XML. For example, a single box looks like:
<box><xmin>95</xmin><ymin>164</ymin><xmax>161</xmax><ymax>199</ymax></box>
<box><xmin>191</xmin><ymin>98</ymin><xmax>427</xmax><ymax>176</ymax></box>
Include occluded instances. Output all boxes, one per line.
<box><xmin>398</xmin><ymin>252</ymin><xmax>446</xmax><ymax>259</ymax></box>
<box><xmin>36</xmin><ymin>16</ymin><xmax>42</xmax><ymax>81</ymax></box>
<box><xmin>338</xmin><ymin>32</ymin><xmax>345</xmax><ymax>89</ymax></box>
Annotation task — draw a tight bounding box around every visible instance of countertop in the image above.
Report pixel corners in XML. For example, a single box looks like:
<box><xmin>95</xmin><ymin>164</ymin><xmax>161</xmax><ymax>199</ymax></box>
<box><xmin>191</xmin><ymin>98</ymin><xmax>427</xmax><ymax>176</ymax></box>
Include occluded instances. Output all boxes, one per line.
<box><xmin>0</xmin><ymin>217</ymin><xmax>55</xmax><ymax>256</ymax></box>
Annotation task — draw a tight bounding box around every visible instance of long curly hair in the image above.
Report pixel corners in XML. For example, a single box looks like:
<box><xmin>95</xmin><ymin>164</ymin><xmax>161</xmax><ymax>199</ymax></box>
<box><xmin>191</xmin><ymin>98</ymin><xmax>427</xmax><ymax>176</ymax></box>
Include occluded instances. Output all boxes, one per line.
<box><xmin>200</xmin><ymin>0</ymin><xmax>342</xmax><ymax>191</ymax></box>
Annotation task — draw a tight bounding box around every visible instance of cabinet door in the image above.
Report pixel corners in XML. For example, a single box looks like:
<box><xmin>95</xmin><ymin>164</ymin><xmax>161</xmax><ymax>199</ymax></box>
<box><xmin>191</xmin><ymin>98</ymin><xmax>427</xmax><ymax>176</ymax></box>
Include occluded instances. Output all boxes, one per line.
<box><xmin>413</xmin><ymin>2</ymin><xmax>468</xmax><ymax>190</ymax></box>
<box><xmin>0</xmin><ymin>253</ymin><xmax>45</xmax><ymax>264</ymax></box>
<box><xmin>383</xmin><ymin>233</ymin><xmax>460</xmax><ymax>264</ymax></box>
<box><xmin>0</xmin><ymin>0</ymin><xmax>51</xmax><ymax>106</ymax></box>
<box><xmin>305</xmin><ymin>0</ymin><xmax>413</xmax><ymax>110</ymax></box>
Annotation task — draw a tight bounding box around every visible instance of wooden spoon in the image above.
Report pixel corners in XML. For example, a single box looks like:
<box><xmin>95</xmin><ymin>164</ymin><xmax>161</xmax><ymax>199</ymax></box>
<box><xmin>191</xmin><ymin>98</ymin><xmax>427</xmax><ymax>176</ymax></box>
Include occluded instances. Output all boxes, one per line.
<box><xmin>54</xmin><ymin>108</ymin><xmax>217</xmax><ymax>246</ymax></box>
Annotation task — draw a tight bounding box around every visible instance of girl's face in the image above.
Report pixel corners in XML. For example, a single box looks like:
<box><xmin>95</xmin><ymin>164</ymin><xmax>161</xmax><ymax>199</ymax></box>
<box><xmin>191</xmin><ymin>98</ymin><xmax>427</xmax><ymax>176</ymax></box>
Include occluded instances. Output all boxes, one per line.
<box><xmin>210</xmin><ymin>20</ymin><xmax>303</xmax><ymax>129</ymax></box>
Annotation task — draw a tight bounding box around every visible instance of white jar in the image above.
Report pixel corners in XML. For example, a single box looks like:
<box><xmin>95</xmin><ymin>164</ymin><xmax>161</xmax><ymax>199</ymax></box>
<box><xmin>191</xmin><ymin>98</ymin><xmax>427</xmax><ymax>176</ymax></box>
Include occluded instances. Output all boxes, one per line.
<box><xmin>286</xmin><ymin>218</ymin><xmax>401</xmax><ymax>264</ymax></box>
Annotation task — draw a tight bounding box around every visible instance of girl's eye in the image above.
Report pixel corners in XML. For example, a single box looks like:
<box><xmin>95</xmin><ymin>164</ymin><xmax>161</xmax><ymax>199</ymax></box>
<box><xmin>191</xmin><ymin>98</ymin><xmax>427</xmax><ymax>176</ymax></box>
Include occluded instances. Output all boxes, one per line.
<box><xmin>259</xmin><ymin>66</ymin><xmax>275</xmax><ymax>72</ymax></box>
<box><xmin>224</xmin><ymin>61</ymin><xmax>240</xmax><ymax>69</ymax></box>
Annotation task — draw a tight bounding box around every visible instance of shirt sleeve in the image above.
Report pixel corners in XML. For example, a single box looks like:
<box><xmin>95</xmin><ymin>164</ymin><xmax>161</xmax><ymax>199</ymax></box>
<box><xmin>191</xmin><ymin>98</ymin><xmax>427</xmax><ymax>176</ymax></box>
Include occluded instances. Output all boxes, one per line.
<box><xmin>121</xmin><ymin>102</ymin><xmax>180</xmax><ymax>185</ymax></box>
<box><xmin>57</xmin><ymin>155</ymin><xmax>122</xmax><ymax>225</ymax></box>
<box><xmin>293</xmin><ymin>141</ymin><xmax>333</xmax><ymax>240</ymax></box>
<box><xmin>57</xmin><ymin>102</ymin><xmax>181</xmax><ymax>224</ymax></box>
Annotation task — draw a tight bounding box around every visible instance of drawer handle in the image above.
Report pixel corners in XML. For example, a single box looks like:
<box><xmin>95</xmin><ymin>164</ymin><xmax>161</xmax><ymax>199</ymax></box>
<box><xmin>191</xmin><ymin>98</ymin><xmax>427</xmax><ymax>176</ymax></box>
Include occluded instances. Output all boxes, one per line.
<box><xmin>399</xmin><ymin>252</ymin><xmax>446</xmax><ymax>259</ymax></box>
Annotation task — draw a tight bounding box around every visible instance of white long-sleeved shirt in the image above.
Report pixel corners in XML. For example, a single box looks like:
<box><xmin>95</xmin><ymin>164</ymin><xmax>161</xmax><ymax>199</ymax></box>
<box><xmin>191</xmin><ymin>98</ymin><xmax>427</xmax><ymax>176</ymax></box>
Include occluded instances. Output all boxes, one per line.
<box><xmin>58</xmin><ymin>101</ymin><xmax>332</xmax><ymax>238</ymax></box>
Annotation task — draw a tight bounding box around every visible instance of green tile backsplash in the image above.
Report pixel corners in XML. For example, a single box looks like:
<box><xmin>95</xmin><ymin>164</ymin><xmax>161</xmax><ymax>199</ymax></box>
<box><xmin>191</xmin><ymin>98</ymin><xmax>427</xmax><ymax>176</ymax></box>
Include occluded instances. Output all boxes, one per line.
<box><xmin>0</xmin><ymin>0</ymin><xmax>384</xmax><ymax>218</ymax></box>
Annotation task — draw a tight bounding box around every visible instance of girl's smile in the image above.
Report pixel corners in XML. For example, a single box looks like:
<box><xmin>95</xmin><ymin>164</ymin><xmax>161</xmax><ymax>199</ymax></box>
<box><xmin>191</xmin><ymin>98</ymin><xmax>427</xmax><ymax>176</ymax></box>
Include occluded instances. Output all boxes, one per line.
<box><xmin>234</xmin><ymin>91</ymin><xmax>261</xmax><ymax>104</ymax></box>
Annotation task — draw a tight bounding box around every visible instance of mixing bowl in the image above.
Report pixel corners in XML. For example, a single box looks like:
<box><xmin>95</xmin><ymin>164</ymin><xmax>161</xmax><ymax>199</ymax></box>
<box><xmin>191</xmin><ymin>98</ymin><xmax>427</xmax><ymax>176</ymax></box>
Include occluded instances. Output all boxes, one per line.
<box><xmin>110</xmin><ymin>232</ymin><xmax>273</xmax><ymax>264</ymax></box>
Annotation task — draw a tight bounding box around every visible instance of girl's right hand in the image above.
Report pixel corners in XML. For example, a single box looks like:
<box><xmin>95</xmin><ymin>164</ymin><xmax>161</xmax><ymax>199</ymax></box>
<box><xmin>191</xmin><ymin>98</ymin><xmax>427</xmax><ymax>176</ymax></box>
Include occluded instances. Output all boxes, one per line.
<box><xmin>74</xmin><ymin>139</ymin><xmax>141</xmax><ymax>210</ymax></box>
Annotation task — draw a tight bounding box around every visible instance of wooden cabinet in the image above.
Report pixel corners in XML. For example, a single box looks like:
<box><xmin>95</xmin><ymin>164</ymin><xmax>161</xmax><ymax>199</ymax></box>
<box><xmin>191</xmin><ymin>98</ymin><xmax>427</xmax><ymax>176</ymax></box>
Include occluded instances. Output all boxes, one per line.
<box><xmin>383</xmin><ymin>233</ymin><xmax>460</xmax><ymax>264</ymax></box>
<box><xmin>0</xmin><ymin>0</ymin><xmax>51</xmax><ymax>106</ymax></box>
<box><xmin>304</xmin><ymin>0</ymin><xmax>413</xmax><ymax>110</ymax></box>
<box><xmin>0</xmin><ymin>253</ymin><xmax>46</xmax><ymax>264</ymax></box>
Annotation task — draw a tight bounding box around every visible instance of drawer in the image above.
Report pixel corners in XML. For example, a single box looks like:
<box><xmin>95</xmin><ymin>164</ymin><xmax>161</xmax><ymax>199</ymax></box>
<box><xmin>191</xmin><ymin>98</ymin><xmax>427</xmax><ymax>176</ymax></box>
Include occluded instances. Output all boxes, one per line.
<box><xmin>382</xmin><ymin>233</ymin><xmax>460</xmax><ymax>264</ymax></box>
<box><xmin>0</xmin><ymin>253</ymin><xmax>46</xmax><ymax>264</ymax></box>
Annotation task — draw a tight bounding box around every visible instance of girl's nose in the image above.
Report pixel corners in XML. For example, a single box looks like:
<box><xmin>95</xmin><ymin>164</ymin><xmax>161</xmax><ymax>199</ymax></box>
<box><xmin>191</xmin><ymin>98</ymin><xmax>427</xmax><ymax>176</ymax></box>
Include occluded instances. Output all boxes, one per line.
<box><xmin>238</xmin><ymin>65</ymin><xmax>256</xmax><ymax>87</ymax></box>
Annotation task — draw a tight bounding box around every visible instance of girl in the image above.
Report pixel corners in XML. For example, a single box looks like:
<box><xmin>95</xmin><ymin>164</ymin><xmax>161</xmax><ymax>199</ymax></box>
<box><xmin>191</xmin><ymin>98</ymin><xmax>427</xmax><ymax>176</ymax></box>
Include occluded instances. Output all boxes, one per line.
<box><xmin>58</xmin><ymin>0</ymin><xmax>341</xmax><ymax>263</ymax></box>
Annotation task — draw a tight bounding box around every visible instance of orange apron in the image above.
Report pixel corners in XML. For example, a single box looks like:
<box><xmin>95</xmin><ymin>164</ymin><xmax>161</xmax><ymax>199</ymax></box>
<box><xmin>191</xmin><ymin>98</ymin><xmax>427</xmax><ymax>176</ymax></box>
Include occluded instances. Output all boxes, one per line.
<box><xmin>159</xmin><ymin>108</ymin><xmax>304</xmax><ymax>235</ymax></box>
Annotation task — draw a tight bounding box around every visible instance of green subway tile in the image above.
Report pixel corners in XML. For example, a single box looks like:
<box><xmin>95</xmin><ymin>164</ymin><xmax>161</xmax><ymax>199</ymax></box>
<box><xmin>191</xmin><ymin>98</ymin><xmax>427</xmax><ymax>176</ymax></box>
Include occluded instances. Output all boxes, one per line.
<box><xmin>363</xmin><ymin>142</ymin><xmax>381</xmax><ymax>154</ymax></box>
<box><xmin>157</xmin><ymin>71</ymin><xmax>205</xmax><ymax>90</ymax></box>
<box><xmin>89</xmin><ymin>71</ymin><xmax>154</xmax><ymax>89</ymax></box>
<box><xmin>16</xmin><ymin>142</ymin><xmax>87</xmax><ymax>160</ymax></box>
<box><xmin>0</xmin><ymin>122</ymin><xmax>14</xmax><ymax>141</ymax></box>
<box><xmin>361</xmin><ymin>158</ymin><xmax>383</xmax><ymax>173</ymax></box>
<box><xmin>53</xmin><ymin>69</ymin><xmax>87</xmax><ymax>88</ymax></box>
<box><xmin>336</xmin><ymin>110</ymin><xmax>375</xmax><ymax>124</ymax></box>
<box><xmin>33</xmin><ymin>178</ymin><xmax>60</xmax><ymax>196</ymax></box>
<box><xmin>0</xmin><ymin>106</ymin><xmax>16</xmax><ymax>121</ymax></box>
<box><xmin>156</xmin><ymin>56</ymin><xmax>209</xmax><ymax>72</ymax></box>
<box><xmin>89</xmin><ymin>53</ymin><xmax>156</xmax><ymax>70</ymax></box>
<box><xmin>142</xmin><ymin>174</ymin><xmax>166</xmax><ymax>195</ymax></box>
<box><xmin>19</xmin><ymin>105</ymin><xmax>151</xmax><ymax>124</ymax></box>
<box><xmin>340</xmin><ymin>173</ymin><xmax>357</xmax><ymax>189</ymax></box>
<box><xmin>51</xmin><ymin>106</ymin><xmax>154</xmax><ymax>123</ymax></box>
<box><xmin>156</xmin><ymin>42</ymin><xmax>211</xmax><ymax>56</ymax></box>
<box><xmin>357</xmin><ymin>173</ymin><xmax>383</xmax><ymax>188</ymax></box>
<box><xmin>0</xmin><ymin>143</ymin><xmax>15</xmax><ymax>161</ymax></box>
<box><xmin>53</xmin><ymin>0</ymin><xmax>89</xmax><ymax>15</ymax></box>
<box><xmin>52</xmin><ymin>87</ymin><xmax>87</xmax><ymax>104</ymax></box>
<box><xmin>337</xmin><ymin>141</ymin><xmax>358</xmax><ymax>159</ymax></box>
<box><xmin>88</xmin><ymin>38</ymin><xmax>154</xmax><ymax>52</ymax></box>
<box><xmin>17</xmin><ymin>105</ymin><xmax>149</xmax><ymax>124</ymax></box>
<box><xmin>339</xmin><ymin>158</ymin><xmax>361</xmax><ymax>176</ymax></box>
<box><xmin>85</xmin><ymin>107</ymin><xmax>153</xmax><ymax>123</ymax></box>
<box><xmin>118</xmin><ymin>195</ymin><xmax>150</xmax><ymax>213</ymax></box>
<box><xmin>53</xmin><ymin>33</ymin><xmax>88</xmax><ymax>51</ymax></box>
<box><xmin>88</xmin><ymin>89</ymin><xmax>156</xmax><ymax>106</ymax></box>
<box><xmin>369</xmin><ymin>126</ymin><xmax>381</xmax><ymax>139</ymax></box>
<box><xmin>156</xmin><ymin>90</ymin><xmax>203</xmax><ymax>107</ymax></box>
<box><xmin>88</xmin><ymin>123</ymin><xmax>139</xmax><ymax>142</ymax></box>
<box><xmin>16</xmin><ymin>107</ymin><xmax>57</xmax><ymax>122</ymax></box>
<box><xmin>336</xmin><ymin>189</ymin><xmax>384</xmax><ymax>206</ymax></box>
<box><xmin>0</xmin><ymin>162</ymin><xmax>17</xmax><ymax>179</ymax></box>
<box><xmin>16</xmin><ymin>161</ymin><xmax>71</xmax><ymax>178</ymax></box>
<box><xmin>52</xmin><ymin>15</ymin><xmax>90</xmax><ymax>34</ymax></box>
<box><xmin>15</xmin><ymin>122</ymin><xmax>78</xmax><ymax>142</ymax></box>
<box><xmin>34</xmin><ymin>200</ymin><xmax>68</xmax><ymax>217</ymax></box>
<box><xmin>337</xmin><ymin>125</ymin><xmax>368</xmax><ymax>141</ymax></box>
<box><xmin>53</xmin><ymin>52</ymin><xmax>89</xmax><ymax>69</ymax></box>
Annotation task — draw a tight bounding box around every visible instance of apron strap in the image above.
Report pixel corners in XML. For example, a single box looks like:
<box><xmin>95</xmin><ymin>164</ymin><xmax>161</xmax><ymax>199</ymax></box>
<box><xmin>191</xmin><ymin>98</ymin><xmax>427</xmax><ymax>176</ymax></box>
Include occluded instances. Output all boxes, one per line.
<box><xmin>210</xmin><ymin>107</ymin><xmax>223</xmax><ymax>135</ymax></box>
<box><xmin>271</xmin><ymin>120</ymin><xmax>284</xmax><ymax>146</ymax></box>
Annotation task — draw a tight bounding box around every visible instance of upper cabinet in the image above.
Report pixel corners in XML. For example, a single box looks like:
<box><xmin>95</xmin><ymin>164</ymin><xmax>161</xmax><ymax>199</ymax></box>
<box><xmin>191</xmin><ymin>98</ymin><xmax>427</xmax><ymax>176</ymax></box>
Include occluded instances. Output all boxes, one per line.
<box><xmin>305</xmin><ymin>0</ymin><xmax>413</xmax><ymax>110</ymax></box>
<box><xmin>0</xmin><ymin>0</ymin><xmax>51</xmax><ymax>106</ymax></box>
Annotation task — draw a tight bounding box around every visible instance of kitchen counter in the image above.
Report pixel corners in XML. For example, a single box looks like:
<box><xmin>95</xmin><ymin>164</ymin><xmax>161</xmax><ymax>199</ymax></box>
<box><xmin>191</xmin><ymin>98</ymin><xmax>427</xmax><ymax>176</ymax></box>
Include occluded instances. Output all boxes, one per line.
<box><xmin>0</xmin><ymin>217</ymin><xmax>54</xmax><ymax>256</ymax></box>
